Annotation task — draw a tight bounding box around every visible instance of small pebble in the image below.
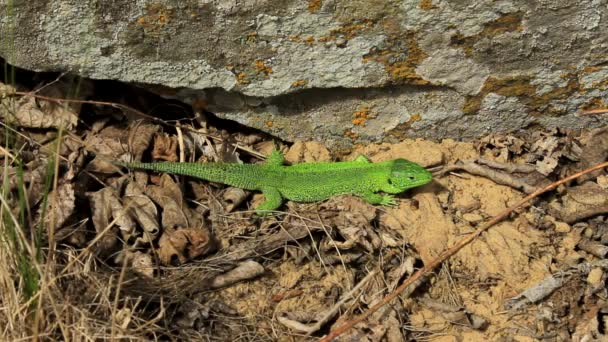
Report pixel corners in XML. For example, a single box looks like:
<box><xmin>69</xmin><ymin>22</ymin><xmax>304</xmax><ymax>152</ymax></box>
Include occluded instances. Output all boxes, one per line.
<box><xmin>587</xmin><ymin>267</ymin><xmax>604</xmax><ymax>287</ymax></box>
<box><xmin>554</xmin><ymin>222</ymin><xmax>571</xmax><ymax>233</ymax></box>
<box><xmin>463</xmin><ymin>213</ymin><xmax>484</xmax><ymax>224</ymax></box>
<box><xmin>597</xmin><ymin>175</ymin><xmax>608</xmax><ymax>189</ymax></box>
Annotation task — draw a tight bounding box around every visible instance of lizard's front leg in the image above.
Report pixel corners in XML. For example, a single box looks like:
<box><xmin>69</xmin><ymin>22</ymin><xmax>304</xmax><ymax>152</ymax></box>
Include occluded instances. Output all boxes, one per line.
<box><xmin>359</xmin><ymin>191</ymin><xmax>397</xmax><ymax>206</ymax></box>
<box><xmin>255</xmin><ymin>187</ymin><xmax>283</xmax><ymax>215</ymax></box>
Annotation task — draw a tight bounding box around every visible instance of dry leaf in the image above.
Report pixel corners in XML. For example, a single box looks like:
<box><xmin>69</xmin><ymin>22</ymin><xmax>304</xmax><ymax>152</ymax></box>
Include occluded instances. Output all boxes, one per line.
<box><xmin>160</xmin><ymin>199</ymin><xmax>189</xmax><ymax>229</ymax></box>
<box><xmin>123</xmin><ymin>182</ymin><xmax>160</xmax><ymax>243</ymax></box>
<box><xmin>158</xmin><ymin>227</ymin><xmax>214</xmax><ymax>265</ymax></box>
<box><xmin>235</xmin><ymin>132</ymin><xmax>263</xmax><ymax>146</ymax></box>
<box><xmin>128</xmin><ymin>122</ymin><xmax>160</xmax><ymax>161</ymax></box>
<box><xmin>84</xmin><ymin>126</ymin><xmax>129</xmax><ymax>156</ymax></box>
<box><xmin>321</xmin><ymin>196</ymin><xmax>380</xmax><ymax>252</ymax></box>
<box><xmin>151</xmin><ymin>133</ymin><xmax>178</xmax><ymax>162</ymax></box>
<box><xmin>146</xmin><ymin>174</ymin><xmax>183</xmax><ymax>207</ymax></box>
<box><xmin>21</xmin><ymin>161</ymin><xmax>48</xmax><ymax>208</ymax></box>
<box><xmin>86</xmin><ymin>187</ymin><xmax>130</xmax><ymax>252</ymax></box>
<box><xmin>125</xmin><ymin>250</ymin><xmax>154</xmax><ymax>278</ymax></box>
<box><xmin>223</xmin><ymin>187</ymin><xmax>249</xmax><ymax>212</ymax></box>
<box><xmin>536</xmin><ymin>156</ymin><xmax>559</xmax><ymax>176</ymax></box>
<box><xmin>38</xmin><ymin>183</ymin><xmax>75</xmax><ymax>232</ymax></box>
<box><xmin>145</xmin><ymin>175</ymin><xmax>189</xmax><ymax>229</ymax></box>
<box><xmin>1</xmin><ymin>94</ymin><xmax>78</xmax><ymax>130</ymax></box>
<box><xmin>210</xmin><ymin>260</ymin><xmax>265</xmax><ymax>288</ymax></box>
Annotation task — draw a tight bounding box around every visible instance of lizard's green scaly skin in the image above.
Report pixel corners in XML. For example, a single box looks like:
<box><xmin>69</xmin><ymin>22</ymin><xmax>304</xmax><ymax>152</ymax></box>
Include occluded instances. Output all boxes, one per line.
<box><xmin>117</xmin><ymin>151</ymin><xmax>432</xmax><ymax>215</ymax></box>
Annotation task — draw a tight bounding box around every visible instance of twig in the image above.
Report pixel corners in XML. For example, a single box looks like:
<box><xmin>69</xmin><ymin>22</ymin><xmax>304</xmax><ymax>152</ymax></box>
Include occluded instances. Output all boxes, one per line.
<box><xmin>319</xmin><ymin>160</ymin><xmax>608</xmax><ymax>341</ymax></box>
<box><xmin>441</xmin><ymin>161</ymin><xmax>537</xmax><ymax>194</ymax></box>
<box><xmin>505</xmin><ymin>259</ymin><xmax>608</xmax><ymax>310</ymax></box>
<box><xmin>476</xmin><ymin>158</ymin><xmax>536</xmax><ymax>173</ymax></box>
<box><xmin>578</xmin><ymin>108</ymin><xmax>608</xmax><ymax>116</ymax></box>
<box><xmin>176</xmin><ymin>126</ymin><xmax>185</xmax><ymax>163</ymax></box>
<box><xmin>276</xmin><ymin>270</ymin><xmax>377</xmax><ymax>335</ymax></box>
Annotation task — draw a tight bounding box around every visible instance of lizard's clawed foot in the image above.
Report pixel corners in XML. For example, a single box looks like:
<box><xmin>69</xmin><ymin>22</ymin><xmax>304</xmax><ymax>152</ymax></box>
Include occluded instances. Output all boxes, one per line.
<box><xmin>380</xmin><ymin>194</ymin><xmax>398</xmax><ymax>206</ymax></box>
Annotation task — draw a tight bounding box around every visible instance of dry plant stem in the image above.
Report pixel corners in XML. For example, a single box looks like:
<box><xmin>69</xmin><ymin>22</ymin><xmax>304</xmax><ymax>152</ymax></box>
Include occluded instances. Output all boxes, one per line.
<box><xmin>18</xmin><ymin>206</ymin><xmax>133</xmax><ymax>313</ymax></box>
<box><xmin>176</xmin><ymin>126</ymin><xmax>185</xmax><ymax>163</ymax></box>
<box><xmin>0</xmin><ymin>145</ymin><xmax>16</xmax><ymax>161</ymax></box>
<box><xmin>441</xmin><ymin>162</ymin><xmax>536</xmax><ymax>194</ymax></box>
<box><xmin>277</xmin><ymin>270</ymin><xmax>377</xmax><ymax>335</ymax></box>
<box><xmin>476</xmin><ymin>158</ymin><xmax>536</xmax><ymax>173</ymax></box>
<box><xmin>319</xmin><ymin>160</ymin><xmax>608</xmax><ymax>342</ymax></box>
<box><xmin>578</xmin><ymin>109</ymin><xmax>608</xmax><ymax>115</ymax></box>
<box><xmin>505</xmin><ymin>259</ymin><xmax>608</xmax><ymax>310</ymax></box>
<box><xmin>34</xmin><ymin>128</ymin><xmax>65</xmax><ymax>339</ymax></box>
<box><xmin>111</xmin><ymin>250</ymin><xmax>131</xmax><ymax>340</ymax></box>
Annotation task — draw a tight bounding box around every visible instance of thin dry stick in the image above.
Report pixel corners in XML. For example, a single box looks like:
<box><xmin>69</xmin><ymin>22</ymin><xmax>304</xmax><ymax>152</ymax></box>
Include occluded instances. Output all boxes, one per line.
<box><xmin>578</xmin><ymin>109</ymin><xmax>608</xmax><ymax>115</ymax></box>
<box><xmin>176</xmin><ymin>126</ymin><xmax>185</xmax><ymax>163</ymax></box>
<box><xmin>319</xmin><ymin>160</ymin><xmax>608</xmax><ymax>341</ymax></box>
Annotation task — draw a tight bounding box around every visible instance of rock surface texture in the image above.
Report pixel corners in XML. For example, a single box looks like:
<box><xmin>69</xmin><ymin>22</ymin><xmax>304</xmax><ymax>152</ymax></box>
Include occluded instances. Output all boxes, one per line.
<box><xmin>1</xmin><ymin>1</ymin><xmax>607</xmax><ymax>146</ymax></box>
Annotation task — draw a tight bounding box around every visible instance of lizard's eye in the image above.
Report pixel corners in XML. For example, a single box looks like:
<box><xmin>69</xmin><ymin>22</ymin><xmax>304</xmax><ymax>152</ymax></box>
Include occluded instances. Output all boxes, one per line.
<box><xmin>408</xmin><ymin>176</ymin><xmax>416</xmax><ymax>181</ymax></box>
<box><xmin>387</xmin><ymin>178</ymin><xmax>393</xmax><ymax>185</ymax></box>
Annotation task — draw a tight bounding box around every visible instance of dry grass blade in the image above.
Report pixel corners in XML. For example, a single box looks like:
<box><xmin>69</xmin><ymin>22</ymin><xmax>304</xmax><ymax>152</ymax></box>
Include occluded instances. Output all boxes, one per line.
<box><xmin>320</xmin><ymin>160</ymin><xmax>608</xmax><ymax>341</ymax></box>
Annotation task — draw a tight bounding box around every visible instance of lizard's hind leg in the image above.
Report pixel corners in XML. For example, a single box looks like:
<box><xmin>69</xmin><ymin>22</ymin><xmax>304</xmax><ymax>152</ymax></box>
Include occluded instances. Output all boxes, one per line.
<box><xmin>255</xmin><ymin>187</ymin><xmax>284</xmax><ymax>216</ymax></box>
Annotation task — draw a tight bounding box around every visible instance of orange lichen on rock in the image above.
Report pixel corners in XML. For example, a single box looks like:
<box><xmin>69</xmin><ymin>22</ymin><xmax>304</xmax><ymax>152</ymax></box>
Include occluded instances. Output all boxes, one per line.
<box><xmin>462</xmin><ymin>75</ymin><xmax>580</xmax><ymax>116</ymax></box>
<box><xmin>291</xmin><ymin>79</ymin><xmax>308</xmax><ymax>88</ymax></box>
<box><xmin>343</xmin><ymin>129</ymin><xmax>359</xmax><ymax>139</ymax></box>
<box><xmin>580</xmin><ymin>97</ymin><xmax>607</xmax><ymax>111</ymax></box>
<box><xmin>236</xmin><ymin>72</ymin><xmax>249</xmax><ymax>84</ymax></box>
<box><xmin>419</xmin><ymin>0</ymin><xmax>437</xmax><ymax>10</ymax></box>
<box><xmin>304</xmin><ymin>36</ymin><xmax>315</xmax><ymax>45</ymax></box>
<box><xmin>352</xmin><ymin>106</ymin><xmax>373</xmax><ymax>126</ymax></box>
<box><xmin>254</xmin><ymin>60</ymin><xmax>273</xmax><ymax>77</ymax></box>
<box><xmin>363</xmin><ymin>32</ymin><xmax>430</xmax><ymax>85</ymax></box>
<box><xmin>308</xmin><ymin>0</ymin><xmax>322</xmax><ymax>13</ymax></box>
<box><xmin>137</xmin><ymin>4</ymin><xmax>172</xmax><ymax>33</ymax></box>
<box><xmin>450</xmin><ymin>12</ymin><xmax>523</xmax><ymax>56</ymax></box>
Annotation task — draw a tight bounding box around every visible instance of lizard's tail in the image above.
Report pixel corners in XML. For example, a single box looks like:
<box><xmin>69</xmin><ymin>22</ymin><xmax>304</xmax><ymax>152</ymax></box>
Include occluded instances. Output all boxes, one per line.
<box><xmin>115</xmin><ymin>160</ymin><xmax>257</xmax><ymax>189</ymax></box>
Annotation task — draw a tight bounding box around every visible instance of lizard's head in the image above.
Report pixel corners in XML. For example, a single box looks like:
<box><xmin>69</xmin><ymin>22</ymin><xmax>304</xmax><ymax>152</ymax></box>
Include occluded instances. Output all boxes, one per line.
<box><xmin>384</xmin><ymin>159</ymin><xmax>433</xmax><ymax>193</ymax></box>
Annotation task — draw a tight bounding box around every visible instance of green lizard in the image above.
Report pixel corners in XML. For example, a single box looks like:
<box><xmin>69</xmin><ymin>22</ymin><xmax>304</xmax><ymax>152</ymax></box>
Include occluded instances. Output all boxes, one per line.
<box><xmin>116</xmin><ymin>150</ymin><xmax>432</xmax><ymax>215</ymax></box>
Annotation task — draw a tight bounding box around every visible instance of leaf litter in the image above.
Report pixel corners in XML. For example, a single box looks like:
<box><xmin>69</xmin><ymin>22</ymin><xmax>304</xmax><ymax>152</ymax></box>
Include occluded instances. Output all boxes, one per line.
<box><xmin>2</xmin><ymin>76</ymin><xmax>608</xmax><ymax>341</ymax></box>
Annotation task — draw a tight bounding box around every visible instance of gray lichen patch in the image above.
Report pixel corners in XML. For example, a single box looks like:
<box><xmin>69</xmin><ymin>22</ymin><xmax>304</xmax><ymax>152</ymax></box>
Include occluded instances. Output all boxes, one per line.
<box><xmin>416</xmin><ymin>49</ymin><xmax>490</xmax><ymax>96</ymax></box>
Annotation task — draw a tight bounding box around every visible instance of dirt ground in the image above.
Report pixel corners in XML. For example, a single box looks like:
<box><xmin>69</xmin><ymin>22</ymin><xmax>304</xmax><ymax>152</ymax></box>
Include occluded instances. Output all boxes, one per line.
<box><xmin>1</xmin><ymin>73</ymin><xmax>607</xmax><ymax>341</ymax></box>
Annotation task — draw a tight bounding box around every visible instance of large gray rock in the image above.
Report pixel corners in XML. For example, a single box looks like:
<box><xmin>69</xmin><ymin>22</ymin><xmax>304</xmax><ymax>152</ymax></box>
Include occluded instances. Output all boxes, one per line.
<box><xmin>1</xmin><ymin>0</ymin><xmax>607</xmax><ymax>146</ymax></box>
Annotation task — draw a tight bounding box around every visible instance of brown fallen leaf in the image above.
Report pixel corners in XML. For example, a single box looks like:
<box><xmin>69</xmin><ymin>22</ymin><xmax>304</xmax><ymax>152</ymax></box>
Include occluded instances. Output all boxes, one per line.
<box><xmin>158</xmin><ymin>227</ymin><xmax>214</xmax><ymax>265</ymax></box>
<box><xmin>127</xmin><ymin>122</ymin><xmax>160</xmax><ymax>161</ymax></box>
<box><xmin>123</xmin><ymin>181</ymin><xmax>160</xmax><ymax>243</ymax></box>
<box><xmin>126</xmin><ymin>250</ymin><xmax>155</xmax><ymax>279</ymax></box>
<box><xmin>86</xmin><ymin>187</ymin><xmax>133</xmax><ymax>253</ymax></box>
<box><xmin>0</xmin><ymin>85</ymin><xmax>78</xmax><ymax>130</ymax></box>
<box><xmin>146</xmin><ymin>173</ymin><xmax>183</xmax><ymax>207</ymax></box>
<box><xmin>37</xmin><ymin>183</ymin><xmax>76</xmax><ymax>236</ymax></box>
<box><xmin>318</xmin><ymin>196</ymin><xmax>380</xmax><ymax>253</ymax></box>
<box><xmin>222</xmin><ymin>187</ymin><xmax>249</xmax><ymax>212</ymax></box>
<box><xmin>145</xmin><ymin>175</ymin><xmax>190</xmax><ymax>229</ymax></box>
<box><xmin>151</xmin><ymin>133</ymin><xmax>178</xmax><ymax>162</ymax></box>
